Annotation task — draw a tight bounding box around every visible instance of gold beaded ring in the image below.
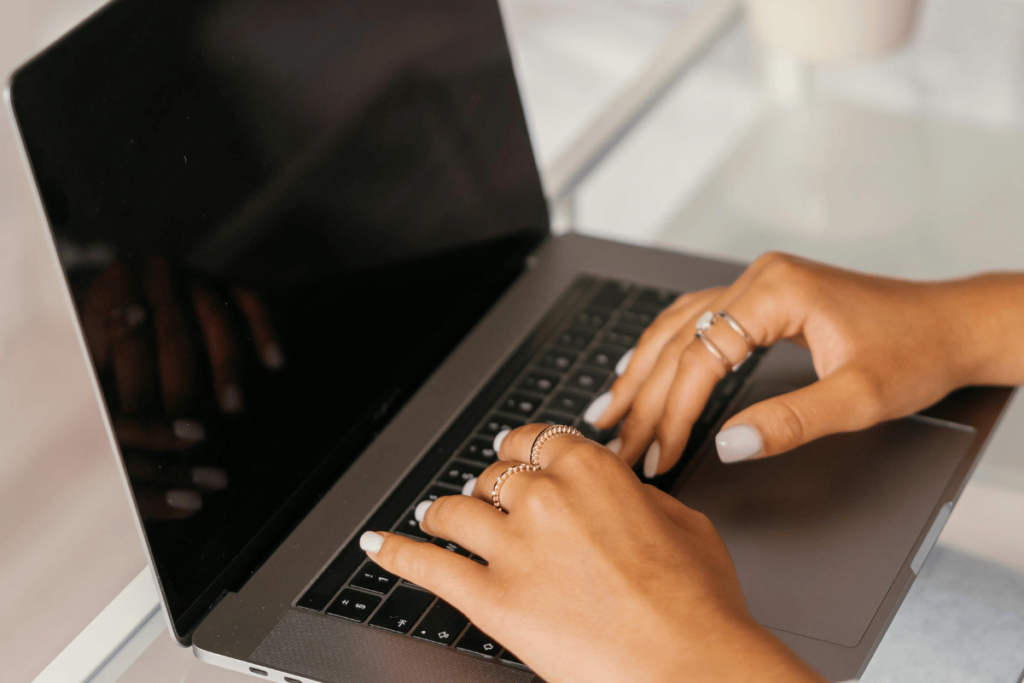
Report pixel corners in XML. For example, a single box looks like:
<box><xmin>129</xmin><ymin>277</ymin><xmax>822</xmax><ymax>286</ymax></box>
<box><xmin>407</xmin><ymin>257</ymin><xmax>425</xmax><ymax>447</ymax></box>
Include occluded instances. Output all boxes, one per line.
<box><xmin>528</xmin><ymin>424</ymin><xmax>584</xmax><ymax>468</ymax></box>
<box><xmin>491</xmin><ymin>463</ymin><xmax>538</xmax><ymax>513</ymax></box>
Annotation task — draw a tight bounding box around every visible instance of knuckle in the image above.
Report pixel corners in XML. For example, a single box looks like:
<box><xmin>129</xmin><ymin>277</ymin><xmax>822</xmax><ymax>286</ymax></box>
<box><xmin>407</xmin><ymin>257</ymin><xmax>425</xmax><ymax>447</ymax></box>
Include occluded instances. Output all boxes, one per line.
<box><xmin>521</xmin><ymin>476</ymin><xmax>561</xmax><ymax>514</ymax></box>
<box><xmin>766</xmin><ymin>399</ymin><xmax>807</xmax><ymax>448</ymax></box>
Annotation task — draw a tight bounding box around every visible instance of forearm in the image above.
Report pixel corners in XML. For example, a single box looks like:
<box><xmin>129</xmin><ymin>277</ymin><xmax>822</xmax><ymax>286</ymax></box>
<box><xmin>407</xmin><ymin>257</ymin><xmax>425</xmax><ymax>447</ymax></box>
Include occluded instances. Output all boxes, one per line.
<box><xmin>934</xmin><ymin>273</ymin><xmax>1024</xmax><ymax>386</ymax></box>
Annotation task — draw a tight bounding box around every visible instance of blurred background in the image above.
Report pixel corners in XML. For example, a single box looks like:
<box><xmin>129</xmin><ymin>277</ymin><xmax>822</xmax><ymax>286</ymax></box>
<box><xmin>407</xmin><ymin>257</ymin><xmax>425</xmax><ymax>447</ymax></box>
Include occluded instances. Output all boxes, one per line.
<box><xmin>3</xmin><ymin>0</ymin><xmax>1024</xmax><ymax>681</ymax></box>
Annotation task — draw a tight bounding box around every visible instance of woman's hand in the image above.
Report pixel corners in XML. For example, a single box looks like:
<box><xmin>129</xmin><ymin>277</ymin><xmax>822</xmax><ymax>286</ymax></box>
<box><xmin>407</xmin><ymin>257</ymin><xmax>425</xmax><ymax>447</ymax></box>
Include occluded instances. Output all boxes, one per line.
<box><xmin>362</xmin><ymin>425</ymin><xmax>826</xmax><ymax>683</ymax></box>
<box><xmin>583</xmin><ymin>252</ymin><xmax>1024</xmax><ymax>476</ymax></box>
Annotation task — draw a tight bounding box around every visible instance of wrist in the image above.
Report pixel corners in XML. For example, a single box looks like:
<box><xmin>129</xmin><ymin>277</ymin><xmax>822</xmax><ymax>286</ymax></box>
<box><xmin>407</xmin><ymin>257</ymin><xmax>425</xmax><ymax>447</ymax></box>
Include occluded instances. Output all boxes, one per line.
<box><xmin>929</xmin><ymin>274</ymin><xmax>1024</xmax><ymax>387</ymax></box>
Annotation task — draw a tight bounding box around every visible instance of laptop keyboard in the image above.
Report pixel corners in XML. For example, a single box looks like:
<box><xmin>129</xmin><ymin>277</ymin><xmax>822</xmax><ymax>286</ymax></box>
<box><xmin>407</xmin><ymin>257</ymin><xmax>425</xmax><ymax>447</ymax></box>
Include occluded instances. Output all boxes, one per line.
<box><xmin>294</xmin><ymin>275</ymin><xmax>761</xmax><ymax>669</ymax></box>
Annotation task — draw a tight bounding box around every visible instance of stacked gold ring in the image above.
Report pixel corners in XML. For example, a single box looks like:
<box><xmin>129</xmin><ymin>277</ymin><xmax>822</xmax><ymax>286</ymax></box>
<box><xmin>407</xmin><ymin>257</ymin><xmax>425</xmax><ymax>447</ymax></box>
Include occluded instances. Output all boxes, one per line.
<box><xmin>491</xmin><ymin>463</ymin><xmax>538</xmax><ymax>513</ymax></box>
<box><xmin>528</xmin><ymin>424</ymin><xmax>584</xmax><ymax>468</ymax></box>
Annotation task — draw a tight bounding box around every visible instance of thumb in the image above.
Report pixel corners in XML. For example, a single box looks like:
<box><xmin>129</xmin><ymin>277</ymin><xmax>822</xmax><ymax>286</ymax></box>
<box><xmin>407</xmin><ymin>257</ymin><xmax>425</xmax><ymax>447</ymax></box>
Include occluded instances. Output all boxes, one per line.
<box><xmin>714</xmin><ymin>368</ymin><xmax>883</xmax><ymax>463</ymax></box>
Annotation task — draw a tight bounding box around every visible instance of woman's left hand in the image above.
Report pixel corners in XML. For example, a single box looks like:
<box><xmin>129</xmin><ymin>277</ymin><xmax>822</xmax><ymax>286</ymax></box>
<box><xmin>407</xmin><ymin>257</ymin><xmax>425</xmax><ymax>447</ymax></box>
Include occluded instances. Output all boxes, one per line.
<box><xmin>363</xmin><ymin>425</ymin><xmax>825</xmax><ymax>683</ymax></box>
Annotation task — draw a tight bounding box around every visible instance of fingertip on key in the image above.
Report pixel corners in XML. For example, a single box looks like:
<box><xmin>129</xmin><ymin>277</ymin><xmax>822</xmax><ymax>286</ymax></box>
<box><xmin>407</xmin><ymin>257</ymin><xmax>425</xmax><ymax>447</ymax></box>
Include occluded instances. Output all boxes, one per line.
<box><xmin>461</xmin><ymin>477</ymin><xmax>477</xmax><ymax>497</ymax></box>
<box><xmin>615</xmin><ymin>347</ymin><xmax>634</xmax><ymax>376</ymax></box>
<box><xmin>493</xmin><ymin>428</ymin><xmax>510</xmax><ymax>454</ymax></box>
<box><xmin>583</xmin><ymin>391</ymin><xmax>613</xmax><ymax>425</ymax></box>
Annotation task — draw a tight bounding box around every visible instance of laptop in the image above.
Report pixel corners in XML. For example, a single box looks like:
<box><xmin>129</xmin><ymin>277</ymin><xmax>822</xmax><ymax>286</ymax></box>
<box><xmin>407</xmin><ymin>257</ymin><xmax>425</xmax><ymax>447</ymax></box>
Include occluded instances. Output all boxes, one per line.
<box><xmin>5</xmin><ymin>0</ymin><xmax>1013</xmax><ymax>681</ymax></box>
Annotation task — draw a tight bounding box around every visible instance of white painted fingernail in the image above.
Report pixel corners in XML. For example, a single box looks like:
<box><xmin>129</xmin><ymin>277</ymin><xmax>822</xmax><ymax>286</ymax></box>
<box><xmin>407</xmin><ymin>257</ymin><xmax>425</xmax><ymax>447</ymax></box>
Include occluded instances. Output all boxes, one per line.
<box><xmin>461</xmin><ymin>477</ymin><xmax>477</xmax><ymax>497</ymax></box>
<box><xmin>605</xmin><ymin>438</ymin><xmax>622</xmax><ymax>455</ymax></box>
<box><xmin>415</xmin><ymin>500</ymin><xmax>433</xmax><ymax>523</ymax></box>
<box><xmin>221</xmin><ymin>385</ymin><xmax>244</xmax><ymax>413</ymax></box>
<box><xmin>191</xmin><ymin>467</ymin><xmax>228</xmax><ymax>490</ymax></box>
<box><xmin>166</xmin><ymin>489</ymin><xmax>202</xmax><ymax>511</ymax></box>
<box><xmin>716</xmin><ymin>425</ymin><xmax>763</xmax><ymax>463</ymax></box>
<box><xmin>263</xmin><ymin>344</ymin><xmax>285</xmax><ymax>370</ymax></box>
<box><xmin>615</xmin><ymin>348</ymin><xmax>634</xmax><ymax>376</ymax></box>
<box><xmin>583</xmin><ymin>391</ymin><xmax>613</xmax><ymax>425</ymax></box>
<box><xmin>493</xmin><ymin>428</ymin><xmax>511</xmax><ymax>454</ymax></box>
<box><xmin>173</xmin><ymin>419</ymin><xmax>205</xmax><ymax>441</ymax></box>
<box><xmin>643</xmin><ymin>441</ymin><xmax>661</xmax><ymax>479</ymax></box>
<box><xmin>360</xmin><ymin>531</ymin><xmax>385</xmax><ymax>554</ymax></box>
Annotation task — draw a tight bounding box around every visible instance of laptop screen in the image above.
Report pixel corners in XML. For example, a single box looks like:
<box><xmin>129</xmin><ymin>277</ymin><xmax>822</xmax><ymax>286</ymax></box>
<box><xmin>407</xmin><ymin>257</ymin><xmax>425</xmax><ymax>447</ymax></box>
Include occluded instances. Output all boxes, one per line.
<box><xmin>10</xmin><ymin>0</ymin><xmax>547</xmax><ymax>639</ymax></box>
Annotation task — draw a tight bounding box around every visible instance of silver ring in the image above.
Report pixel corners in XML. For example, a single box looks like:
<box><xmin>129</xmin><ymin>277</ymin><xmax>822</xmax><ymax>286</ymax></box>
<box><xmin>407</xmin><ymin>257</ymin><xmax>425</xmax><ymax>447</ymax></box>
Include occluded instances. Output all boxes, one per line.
<box><xmin>695</xmin><ymin>331</ymin><xmax>733</xmax><ymax>372</ymax></box>
<box><xmin>529</xmin><ymin>424</ymin><xmax>584</xmax><ymax>468</ymax></box>
<box><xmin>715</xmin><ymin>311</ymin><xmax>754</xmax><ymax>348</ymax></box>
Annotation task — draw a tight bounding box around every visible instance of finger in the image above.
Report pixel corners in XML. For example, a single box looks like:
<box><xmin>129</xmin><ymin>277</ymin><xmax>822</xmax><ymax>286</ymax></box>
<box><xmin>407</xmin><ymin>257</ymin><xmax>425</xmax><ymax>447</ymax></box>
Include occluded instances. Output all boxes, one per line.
<box><xmin>192</xmin><ymin>284</ymin><xmax>244</xmax><ymax>414</ymax></box>
<box><xmin>233</xmin><ymin>287</ymin><xmax>285</xmax><ymax>370</ymax></box>
<box><xmin>142</xmin><ymin>257</ymin><xmax>200</xmax><ymax>414</ymax></box>
<box><xmin>416</xmin><ymin>494</ymin><xmax>506</xmax><ymax>560</ymax></box>
<box><xmin>113</xmin><ymin>416</ymin><xmax>206</xmax><ymax>451</ymax></box>
<box><xmin>614</xmin><ymin>327</ymin><xmax>693</xmax><ymax>468</ymax></box>
<box><xmin>646</xmin><ymin>336</ymin><xmax>731</xmax><ymax>476</ymax></box>
<box><xmin>585</xmin><ymin>289</ymin><xmax>723</xmax><ymax>430</ymax></box>
<box><xmin>366</xmin><ymin>531</ymin><xmax>489</xmax><ymax>606</ymax></box>
<box><xmin>467</xmin><ymin>460</ymin><xmax>543</xmax><ymax>512</ymax></box>
<box><xmin>715</xmin><ymin>367</ymin><xmax>885</xmax><ymax>463</ymax></box>
<box><xmin>495</xmin><ymin>423</ymin><xmax>592</xmax><ymax>468</ymax></box>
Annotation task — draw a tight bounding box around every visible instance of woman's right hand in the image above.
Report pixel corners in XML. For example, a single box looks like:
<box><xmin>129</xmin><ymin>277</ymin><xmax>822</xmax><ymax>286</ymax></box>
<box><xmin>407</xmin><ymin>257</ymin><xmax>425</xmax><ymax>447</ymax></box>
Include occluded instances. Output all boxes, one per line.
<box><xmin>585</xmin><ymin>252</ymin><xmax>1024</xmax><ymax>477</ymax></box>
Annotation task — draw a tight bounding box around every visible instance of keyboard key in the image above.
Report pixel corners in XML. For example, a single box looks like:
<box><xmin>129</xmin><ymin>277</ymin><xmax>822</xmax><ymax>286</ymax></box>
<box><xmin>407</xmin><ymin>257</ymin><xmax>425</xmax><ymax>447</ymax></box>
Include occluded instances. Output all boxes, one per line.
<box><xmin>297</xmin><ymin>543</ymin><xmax>365</xmax><ymax>611</ymax></box>
<box><xmin>620</xmin><ymin>309</ymin><xmax>655</xmax><ymax>328</ymax></box>
<box><xmin>369</xmin><ymin>587</ymin><xmax>434</xmax><ymax>634</ymax></box>
<box><xmin>438</xmin><ymin>460</ymin><xmax>486</xmax><ymax>487</ymax></box>
<box><xmin>350</xmin><ymin>562</ymin><xmax>400</xmax><ymax>594</ymax></box>
<box><xmin>549</xmin><ymin>390</ymin><xmax>591</xmax><ymax>417</ymax></box>
<box><xmin>535</xmin><ymin>412</ymin><xmax>574</xmax><ymax>426</ymax></box>
<box><xmin>394</xmin><ymin>511</ymin><xmax>431</xmax><ymax>540</ymax></box>
<box><xmin>573</xmin><ymin>308</ymin><xmax>612</xmax><ymax>330</ymax></box>
<box><xmin>634</xmin><ymin>288</ymin><xmax>678</xmax><ymax>311</ymax></box>
<box><xmin>457</xmin><ymin>625</ymin><xmax>502</xmax><ymax>658</ymax></box>
<box><xmin>480</xmin><ymin>414</ymin><xmax>526</xmax><ymax>437</ymax></box>
<box><xmin>519</xmin><ymin>370</ymin><xmax>561</xmax><ymax>395</ymax></box>
<box><xmin>412</xmin><ymin>600</ymin><xmax>469</xmax><ymax>646</ymax></box>
<box><xmin>500</xmin><ymin>391</ymin><xmax>543</xmax><ymax>418</ymax></box>
<box><xmin>432</xmin><ymin>537</ymin><xmax>471</xmax><ymax>556</ymax></box>
<box><xmin>581</xmin><ymin>346</ymin><xmax>627</xmax><ymax>372</ymax></box>
<box><xmin>554</xmin><ymin>329</ymin><xmax>594</xmax><ymax>351</ymax></box>
<box><xmin>538</xmin><ymin>349</ymin><xmax>577</xmax><ymax>372</ymax></box>
<box><xmin>590</xmin><ymin>282</ymin><xmax>630</xmax><ymax>309</ymax></box>
<box><xmin>420</xmin><ymin>485</ymin><xmax>457</xmax><ymax>504</ymax></box>
<box><xmin>567</xmin><ymin>368</ymin><xmax>610</xmax><ymax>393</ymax></box>
<box><xmin>605</xmin><ymin>323</ymin><xmax>643</xmax><ymax>348</ymax></box>
<box><xmin>326</xmin><ymin>589</ymin><xmax>381</xmax><ymax>623</ymax></box>
<box><xmin>458</xmin><ymin>438</ymin><xmax>498</xmax><ymax>465</ymax></box>
<box><xmin>500</xmin><ymin>650</ymin><xmax>528</xmax><ymax>668</ymax></box>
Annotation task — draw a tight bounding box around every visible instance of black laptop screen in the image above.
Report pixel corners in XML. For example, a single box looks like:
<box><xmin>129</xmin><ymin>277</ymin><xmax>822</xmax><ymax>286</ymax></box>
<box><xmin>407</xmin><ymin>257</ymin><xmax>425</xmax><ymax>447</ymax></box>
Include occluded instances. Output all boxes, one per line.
<box><xmin>11</xmin><ymin>0</ymin><xmax>547</xmax><ymax>638</ymax></box>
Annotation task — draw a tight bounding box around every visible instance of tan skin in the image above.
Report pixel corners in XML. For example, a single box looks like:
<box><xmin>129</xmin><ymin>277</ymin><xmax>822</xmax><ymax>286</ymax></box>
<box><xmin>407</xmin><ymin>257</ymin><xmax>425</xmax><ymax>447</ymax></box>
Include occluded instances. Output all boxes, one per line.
<box><xmin>366</xmin><ymin>252</ymin><xmax>1024</xmax><ymax>681</ymax></box>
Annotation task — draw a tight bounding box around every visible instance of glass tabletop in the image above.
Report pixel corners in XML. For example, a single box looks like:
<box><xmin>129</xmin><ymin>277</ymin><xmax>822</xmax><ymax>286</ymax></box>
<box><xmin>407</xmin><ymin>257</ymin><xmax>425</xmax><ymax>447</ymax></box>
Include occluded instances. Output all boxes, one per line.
<box><xmin>82</xmin><ymin>0</ymin><xmax>1024</xmax><ymax>681</ymax></box>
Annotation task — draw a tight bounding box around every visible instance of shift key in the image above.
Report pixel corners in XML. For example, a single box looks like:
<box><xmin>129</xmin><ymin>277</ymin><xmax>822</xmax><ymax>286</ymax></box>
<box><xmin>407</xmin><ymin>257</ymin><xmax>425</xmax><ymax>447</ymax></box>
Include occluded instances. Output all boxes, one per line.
<box><xmin>412</xmin><ymin>600</ymin><xmax>469</xmax><ymax>647</ymax></box>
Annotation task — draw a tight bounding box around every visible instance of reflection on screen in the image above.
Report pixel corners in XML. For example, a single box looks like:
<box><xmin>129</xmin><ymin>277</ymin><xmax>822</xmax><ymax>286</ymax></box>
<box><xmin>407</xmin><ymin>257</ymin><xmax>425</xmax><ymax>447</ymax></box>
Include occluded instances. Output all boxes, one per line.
<box><xmin>12</xmin><ymin>0</ymin><xmax>547</xmax><ymax>638</ymax></box>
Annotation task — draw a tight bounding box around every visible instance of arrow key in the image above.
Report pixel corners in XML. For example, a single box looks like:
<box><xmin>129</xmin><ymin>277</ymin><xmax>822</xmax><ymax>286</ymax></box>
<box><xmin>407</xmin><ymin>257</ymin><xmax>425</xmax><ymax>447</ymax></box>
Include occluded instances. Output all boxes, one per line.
<box><xmin>412</xmin><ymin>600</ymin><xmax>469</xmax><ymax>647</ymax></box>
<box><xmin>457</xmin><ymin>625</ymin><xmax>502</xmax><ymax>658</ymax></box>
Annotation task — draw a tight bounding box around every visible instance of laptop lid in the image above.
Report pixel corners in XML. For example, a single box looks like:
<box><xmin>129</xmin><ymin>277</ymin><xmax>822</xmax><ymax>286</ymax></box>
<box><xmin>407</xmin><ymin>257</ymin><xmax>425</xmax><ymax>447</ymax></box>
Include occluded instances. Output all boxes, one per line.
<box><xmin>8</xmin><ymin>0</ymin><xmax>548</xmax><ymax>643</ymax></box>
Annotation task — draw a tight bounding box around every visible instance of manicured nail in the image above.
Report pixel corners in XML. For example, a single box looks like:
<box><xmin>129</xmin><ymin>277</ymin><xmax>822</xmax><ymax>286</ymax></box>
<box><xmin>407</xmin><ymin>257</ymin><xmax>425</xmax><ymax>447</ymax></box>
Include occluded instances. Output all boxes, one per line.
<box><xmin>165</xmin><ymin>489</ymin><xmax>202</xmax><ymax>511</ymax></box>
<box><xmin>643</xmin><ymin>441</ymin><xmax>661</xmax><ymax>479</ymax></box>
<box><xmin>605</xmin><ymin>438</ymin><xmax>622</xmax><ymax>455</ymax></box>
<box><xmin>461</xmin><ymin>477</ymin><xmax>477</xmax><ymax>496</ymax></box>
<box><xmin>191</xmin><ymin>467</ymin><xmax>228</xmax><ymax>490</ymax></box>
<box><xmin>173</xmin><ymin>419</ymin><xmax>205</xmax><ymax>441</ymax></box>
<box><xmin>583</xmin><ymin>391</ymin><xmax>613</xmax><ymax>425</ymax></box>
<box><xmin>415</xmin><ymin>500</ymin><xmax>433</xmax><ymax>523</ymax></box>
<box><xmin>493</xmin><ymin>428</ymin><xmax>510</xmax><ymax>454</ymax></box>
<box><xmin>716</xmin><ymin>425</ymin><xmax>763</xmax><ymax>463</ymax></box>
<box><xmin>360</xmin><ymin>531</ymin><xmax>385</xmax><ymax>554</ymax></box>
<box><xmin>615</xmin><ymin>348</ymin><xmax>634</xmax><ymax>376</ymax></box>
<box><xmin>263</xmin><ymin>344</ymin><xmax>285</xmax><ymax>370</ymax></box>
<box><xmin>221</xmin><ymin>385</ymin><xmax>244</xmax><ymax>413</ymax></box>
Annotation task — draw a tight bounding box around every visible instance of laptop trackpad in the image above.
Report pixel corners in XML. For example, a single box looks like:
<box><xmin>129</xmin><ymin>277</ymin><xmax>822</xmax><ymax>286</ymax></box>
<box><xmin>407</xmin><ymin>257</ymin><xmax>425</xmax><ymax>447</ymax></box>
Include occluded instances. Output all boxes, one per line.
<box><xmin>675</xmin><ymin>381</ymin><xmax>976</xmax><ymax>648</ymax></box>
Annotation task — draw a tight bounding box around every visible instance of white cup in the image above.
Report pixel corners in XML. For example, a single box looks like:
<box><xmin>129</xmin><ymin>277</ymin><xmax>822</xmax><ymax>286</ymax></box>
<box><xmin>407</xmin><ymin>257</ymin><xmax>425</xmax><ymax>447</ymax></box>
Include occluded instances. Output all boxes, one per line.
<box><xmin>744</xmin><ymin>0</ymin><xmax>921</xmax><ymax>62</ymax></box>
